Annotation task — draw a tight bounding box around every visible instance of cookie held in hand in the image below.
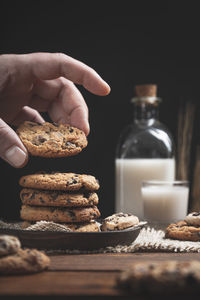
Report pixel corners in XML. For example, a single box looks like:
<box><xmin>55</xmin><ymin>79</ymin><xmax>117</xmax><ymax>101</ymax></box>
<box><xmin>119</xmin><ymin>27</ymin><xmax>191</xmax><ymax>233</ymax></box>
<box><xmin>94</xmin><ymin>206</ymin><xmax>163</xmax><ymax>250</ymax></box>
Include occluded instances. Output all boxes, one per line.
<box><xmin>17</xmin><ymin>121</ymin><xmax>87</xmax><ymax>157</ymax></box>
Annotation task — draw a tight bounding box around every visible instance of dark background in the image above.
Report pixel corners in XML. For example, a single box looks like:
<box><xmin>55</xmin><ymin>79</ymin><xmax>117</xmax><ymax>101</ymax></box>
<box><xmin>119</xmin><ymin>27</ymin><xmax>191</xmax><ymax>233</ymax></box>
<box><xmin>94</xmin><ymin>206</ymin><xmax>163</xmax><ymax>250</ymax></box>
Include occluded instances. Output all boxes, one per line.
<box><xmin>1</xmin><ymin>1</ymin><xmax>200</xmax><ymax>220</ymax></box>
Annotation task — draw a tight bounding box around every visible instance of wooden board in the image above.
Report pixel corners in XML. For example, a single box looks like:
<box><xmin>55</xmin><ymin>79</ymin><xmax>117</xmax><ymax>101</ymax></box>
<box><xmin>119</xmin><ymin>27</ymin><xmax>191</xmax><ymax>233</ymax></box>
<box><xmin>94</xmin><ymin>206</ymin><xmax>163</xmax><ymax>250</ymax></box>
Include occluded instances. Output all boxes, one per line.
<box><xmin>1</xmin><ymin>253</ymin><xmax>200</xmax><ymax>297</ymax></box>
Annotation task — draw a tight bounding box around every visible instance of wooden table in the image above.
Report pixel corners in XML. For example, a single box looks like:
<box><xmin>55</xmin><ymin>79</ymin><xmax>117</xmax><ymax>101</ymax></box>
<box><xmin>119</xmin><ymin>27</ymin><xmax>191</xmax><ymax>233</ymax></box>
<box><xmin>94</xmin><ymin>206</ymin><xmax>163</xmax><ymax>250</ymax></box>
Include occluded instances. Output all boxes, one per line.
<box><xmin>0</xmin><ymin>252</ymin><xmax>200</xmax><ymax>299</ymax></box>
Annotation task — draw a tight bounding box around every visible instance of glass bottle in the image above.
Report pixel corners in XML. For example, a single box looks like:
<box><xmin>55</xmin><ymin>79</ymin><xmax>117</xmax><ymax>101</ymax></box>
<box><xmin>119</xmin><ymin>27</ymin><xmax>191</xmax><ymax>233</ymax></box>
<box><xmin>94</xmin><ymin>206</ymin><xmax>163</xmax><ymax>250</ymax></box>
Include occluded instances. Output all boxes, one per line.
<box><xmin>115</xmin><ymin>85</ymin><xmax>175</xmax><ymax>219</ymax></box>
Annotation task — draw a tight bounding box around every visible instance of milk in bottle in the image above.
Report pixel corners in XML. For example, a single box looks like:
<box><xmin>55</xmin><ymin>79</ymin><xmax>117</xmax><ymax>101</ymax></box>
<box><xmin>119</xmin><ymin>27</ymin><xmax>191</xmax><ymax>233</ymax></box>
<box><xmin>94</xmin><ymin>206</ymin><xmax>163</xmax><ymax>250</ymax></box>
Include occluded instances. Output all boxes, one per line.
<box><xmin>115</xmin><ymin>84</ymin><xmax>175</xmax><ymax>219</ymax></box>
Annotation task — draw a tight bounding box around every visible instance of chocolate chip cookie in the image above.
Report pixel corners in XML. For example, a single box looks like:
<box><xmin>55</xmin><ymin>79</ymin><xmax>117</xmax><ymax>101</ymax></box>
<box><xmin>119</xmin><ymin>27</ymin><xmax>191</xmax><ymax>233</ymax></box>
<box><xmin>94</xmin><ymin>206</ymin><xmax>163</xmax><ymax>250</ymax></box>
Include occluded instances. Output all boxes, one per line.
<box><xmin>101</xmin><ymin>212</ymin><xmax>139</xmax><ymax>231</ymax></box>
<box><xmin>19</xmin><ymin>172</ymin><xmax>100</xmax><ymax>191</ymax></box>
<box><xmin>16</xmin><ymin>121</ymin><xmax>87</xmax><ymax>157</ymax></box>
<box><xmin>185</xmin><ymin>212</ymin><xmax>200</xmax><ymax>226</ymax></box>
<box><xmin>117</xmin><ymin>260</ymin><xmax>200</xmax><ymax>293</ymax></box>
<box><xmin>0</xmin><ymin>235</ymin><xmax>21</xmax><ymax>257</ymax></box>
<box><xmin>165</xmin><ymin>220</ymin><xmax>200</xmax><ymax>241</ymax></box>
<box><xmin>22</xmin><ymin>220</ymin><xmax>100</xmax><ymax>232</ymax></box>
<box><xmin>20</xmin><ymin>188</ymin><xmax>99</xmax><ymax>207</ymax></box>
<box><xmin>20</xmin><ymin>205</ymin><xmax>100</xmax><ymax>223</ymax></box>
<box><xmin>0</xmin><ymin>248</ymin><xmax>50</xmax><ymax>275</ymax></box>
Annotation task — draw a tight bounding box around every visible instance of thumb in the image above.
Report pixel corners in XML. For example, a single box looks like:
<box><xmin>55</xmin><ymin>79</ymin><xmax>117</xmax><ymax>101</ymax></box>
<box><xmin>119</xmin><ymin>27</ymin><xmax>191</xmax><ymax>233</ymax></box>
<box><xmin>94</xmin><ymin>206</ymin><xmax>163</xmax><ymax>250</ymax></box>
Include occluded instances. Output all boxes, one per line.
<box><xmin>0</xmin><ymin>119</ymin><xmax>28</xmax><ymax>168</ymax></box>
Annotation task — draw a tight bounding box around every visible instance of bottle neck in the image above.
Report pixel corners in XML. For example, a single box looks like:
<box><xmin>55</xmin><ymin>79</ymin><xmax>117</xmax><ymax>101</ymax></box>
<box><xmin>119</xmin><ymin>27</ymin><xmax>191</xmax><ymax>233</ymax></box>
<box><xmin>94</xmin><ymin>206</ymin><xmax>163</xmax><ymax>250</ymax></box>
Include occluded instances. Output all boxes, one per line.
<box><xmin>133</xmin><ymin>103</ymin><xmax>159</xmax><ymax>122</ymax></box>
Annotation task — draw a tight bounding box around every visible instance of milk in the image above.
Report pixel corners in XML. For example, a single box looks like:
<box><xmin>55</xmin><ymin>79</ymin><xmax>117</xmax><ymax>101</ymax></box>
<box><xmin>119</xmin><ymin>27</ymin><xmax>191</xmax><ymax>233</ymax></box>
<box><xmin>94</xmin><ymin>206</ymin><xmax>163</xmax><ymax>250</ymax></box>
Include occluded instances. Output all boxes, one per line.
<box><xmin>142</xmin><ymin>185</ymin><xmax>189</xmax><ymax>223</ymax></box>
<box><xmin>115</xmin><ymin>158</ymin><xmax>175</xmax><ymax>218</ymax></box>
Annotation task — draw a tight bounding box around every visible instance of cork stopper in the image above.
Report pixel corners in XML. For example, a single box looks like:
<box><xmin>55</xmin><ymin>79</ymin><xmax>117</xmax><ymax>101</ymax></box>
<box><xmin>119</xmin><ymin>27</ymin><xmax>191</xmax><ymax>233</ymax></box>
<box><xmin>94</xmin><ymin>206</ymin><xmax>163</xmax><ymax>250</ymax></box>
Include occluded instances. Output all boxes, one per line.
<box><xmin>131</xmin><ymin>84</ymin><xmax>161</xmax><ymax>104</ymax></box>
<box><xmin>134</xmin><ymin>84</ymin><xmax>157</xmax><ymax>97</ymax></box>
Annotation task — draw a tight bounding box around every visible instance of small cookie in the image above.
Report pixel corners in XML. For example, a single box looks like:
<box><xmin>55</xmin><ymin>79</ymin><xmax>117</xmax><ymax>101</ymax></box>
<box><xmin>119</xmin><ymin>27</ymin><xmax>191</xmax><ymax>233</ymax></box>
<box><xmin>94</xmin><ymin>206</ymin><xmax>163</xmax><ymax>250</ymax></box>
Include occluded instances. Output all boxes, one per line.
<box><xmin>117</xmin><ymin>260</ymin><xmax>200</xmax><ymax>293</ymax></box>
<box><xmin>20</xmin><ymin>205</ymin><xmax>100</xmax><ymax>223</ymax></box>
<box><xmin>20</xmin><ymin>188</ymin><xmax>98</xmax><ymax>207</ymax></box>
<box><xmin>19</xmin><ymin>172</ymin><xmax>100</xmax><ymax>191</ymax></box>
<box><xmin>165</xmin><ymin>221</ymin><xmax>200</xmax><ymax>241</ymax></box>
<box><xmin>0</xmin><ymin>235</ymin><xmax>21</xmax><ymax>257</ymax></box>
<box><xmin>22</xmin><ymin>220</ymin><xmax>100</xmax><ymax>232</ymax></box>
<box><xmin>0</xmin><ymin>248</ymin><xmax>50</xmax><ymax>275</ymax></box>
<box><xmin>185</xmin><ymin>212</ymin><xmax>200</xmax><ymax>226</ymax></box>
<box><xmin>16</xmin><ymin>121</ymin><xmax>87</xmax><ymax>157</ymax></box>
<box><xmin>101</xmin><ymin>212</ymin><xmax>139</xmax><ymax>231</ymax></box>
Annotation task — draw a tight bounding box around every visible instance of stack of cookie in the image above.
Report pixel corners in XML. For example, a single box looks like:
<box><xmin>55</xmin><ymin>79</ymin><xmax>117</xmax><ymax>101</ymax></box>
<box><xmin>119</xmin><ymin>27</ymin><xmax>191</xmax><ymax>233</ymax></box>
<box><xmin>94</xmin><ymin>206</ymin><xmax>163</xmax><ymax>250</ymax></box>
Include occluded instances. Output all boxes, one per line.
<box><xmin>19</xmin><ymin>172</ymin><xmax>101</xmax><ymax>231</ymax></box>
<box><xmin>17</xmin><ymin>121</ymin><xmax>101</xmax><ymax>232</ymax></box>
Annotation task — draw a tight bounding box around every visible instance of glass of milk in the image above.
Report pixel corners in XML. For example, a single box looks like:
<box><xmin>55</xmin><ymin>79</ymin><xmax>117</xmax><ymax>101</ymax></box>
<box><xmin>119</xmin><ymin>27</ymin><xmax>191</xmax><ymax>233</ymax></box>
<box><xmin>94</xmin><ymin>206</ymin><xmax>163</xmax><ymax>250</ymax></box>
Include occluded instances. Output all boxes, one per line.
<box><xmin>142</xmin><ymin>180</ymin><xmax>189</xmax><ymax>224</ymax></box>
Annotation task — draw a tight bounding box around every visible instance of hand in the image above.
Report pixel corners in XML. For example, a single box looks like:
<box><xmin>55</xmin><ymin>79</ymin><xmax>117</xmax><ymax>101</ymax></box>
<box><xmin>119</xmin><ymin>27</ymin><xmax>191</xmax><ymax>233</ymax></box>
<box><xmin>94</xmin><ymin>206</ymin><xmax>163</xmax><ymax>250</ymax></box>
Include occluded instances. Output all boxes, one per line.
<box><xmin>0</xmin><ymin>52</ymin><xmax>110</xmax><ymax>168</ymax></box>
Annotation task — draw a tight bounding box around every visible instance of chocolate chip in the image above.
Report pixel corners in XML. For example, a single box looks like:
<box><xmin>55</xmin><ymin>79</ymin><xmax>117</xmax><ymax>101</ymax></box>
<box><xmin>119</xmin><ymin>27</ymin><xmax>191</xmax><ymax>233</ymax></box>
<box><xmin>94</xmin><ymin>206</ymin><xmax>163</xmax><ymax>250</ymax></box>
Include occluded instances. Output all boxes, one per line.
<box><xmin>193</xmin><ymin>212</ymin><xmax>200</xmax><ymax>216</ymax></box>
<box><xmin>32</xmin><ymin>135</ymin><xmax>47</xmax><ymax>146</ymax></box>
<box><xmin>69</xmin><ymin>127</ymin><xmax>74</xmax><ymax>133</ymax></box>
<box><xmin>66</xmin><ymin>177</ymin><xmax>78</xmax><ymax>185</ymax></box>
<box><xmin>67</xmin><ymin>210</ymin><xmax>76</xmax><ymax>220</ymax></box>
<box><xmin>21</xmin><ymin>192</ymin><xmax>29</xmax><ymax>200</ymax></box>
<box><xmin>39</xmin><ymin>197</ymin><xmax>45</xmax><ymax>204</ymax></box>
<box><xmin>39</xmin><ymin>136</ymin><xmax>47</xmax><ymax>143</ymax></box>
<box><xmin>73</xmin><ymin>224</ymin><xmax>80</xmax><ymax>229</ymax></box>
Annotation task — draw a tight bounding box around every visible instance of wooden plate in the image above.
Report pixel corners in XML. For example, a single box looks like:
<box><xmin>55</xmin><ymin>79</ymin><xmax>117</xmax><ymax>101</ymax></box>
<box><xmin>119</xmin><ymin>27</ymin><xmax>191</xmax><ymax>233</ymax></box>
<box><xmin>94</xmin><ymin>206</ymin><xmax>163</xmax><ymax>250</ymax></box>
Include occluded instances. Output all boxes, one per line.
<box><xmin>0</xmin><ymin>223</ymin><xmax>146</xmax><ymax>250</ymax></box>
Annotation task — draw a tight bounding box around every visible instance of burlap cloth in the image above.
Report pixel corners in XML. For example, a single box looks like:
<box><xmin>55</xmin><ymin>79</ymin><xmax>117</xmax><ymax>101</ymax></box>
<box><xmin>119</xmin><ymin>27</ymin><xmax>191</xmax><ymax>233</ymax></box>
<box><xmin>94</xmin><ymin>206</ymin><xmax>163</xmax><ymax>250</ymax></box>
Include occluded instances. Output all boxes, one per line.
<box><xmin>1</xmin><ymin>220</ymin><xmax>200</xmax><ymax>254</ymax></box>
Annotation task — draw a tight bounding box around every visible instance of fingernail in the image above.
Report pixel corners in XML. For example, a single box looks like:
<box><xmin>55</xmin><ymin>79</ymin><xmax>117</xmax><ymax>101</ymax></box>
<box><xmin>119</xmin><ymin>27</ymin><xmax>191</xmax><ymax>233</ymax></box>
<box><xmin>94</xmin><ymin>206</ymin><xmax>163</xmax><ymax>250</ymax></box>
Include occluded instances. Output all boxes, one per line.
<box><xmin>103</xmin><ymin>81</ymin><xmax>111</xmax><ymax>95</ymax></box>
<box><xmin>5</xmin><ymin>146</ymin><xmax>27</xmax><ymax>167</ymax></box>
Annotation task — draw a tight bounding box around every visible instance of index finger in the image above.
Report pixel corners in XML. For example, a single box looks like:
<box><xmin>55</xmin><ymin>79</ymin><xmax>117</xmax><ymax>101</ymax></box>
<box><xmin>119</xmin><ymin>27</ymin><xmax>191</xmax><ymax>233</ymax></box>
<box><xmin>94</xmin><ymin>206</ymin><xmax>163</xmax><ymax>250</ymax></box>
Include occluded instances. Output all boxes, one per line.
<box><xmin>21</xmin><ymin>52</ymin><xmax>111</xmax><ymax>96</ymax></box>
